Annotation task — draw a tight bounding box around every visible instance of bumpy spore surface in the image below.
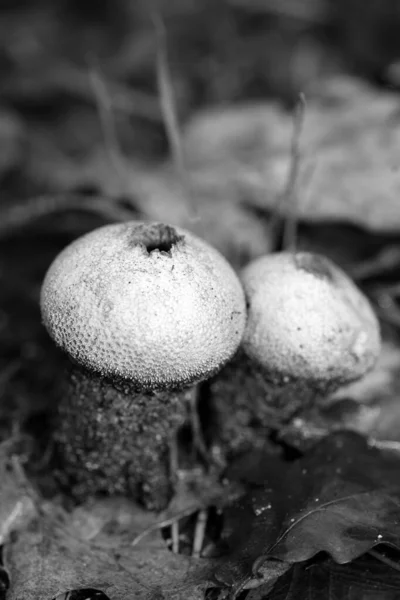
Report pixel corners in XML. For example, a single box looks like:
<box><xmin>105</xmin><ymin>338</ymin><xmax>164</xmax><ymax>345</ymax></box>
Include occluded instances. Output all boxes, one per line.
<box><xmin>41</xmin><ymin>221</ymin><xmax>246</xmax><ymax>391</ymax></box>
<box><xmin>241</xmin><ymin>251</ymin><xmax>381</xmax><ymax>386</ymax></box>
<box><xmin>54</xmin><ymin>364</ymin><xmax>190</xmax><ymax>510</ymax></box>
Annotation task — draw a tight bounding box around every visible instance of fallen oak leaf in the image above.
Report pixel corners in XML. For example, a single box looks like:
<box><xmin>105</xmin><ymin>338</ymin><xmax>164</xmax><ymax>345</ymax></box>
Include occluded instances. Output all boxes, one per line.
<box><xmin>263</xmin><ymin>487</ymin><xmax>400</xmax><ymax>566</ymax></box>
<box><xmin>217</xmin><ymin>432</ymin><xmax>400</xmax><ymax>586</ymax></box>
<box><xmin>259</xmin><ymin>434</ymin><xmax>400</xmax><ymax>565</ymax></box>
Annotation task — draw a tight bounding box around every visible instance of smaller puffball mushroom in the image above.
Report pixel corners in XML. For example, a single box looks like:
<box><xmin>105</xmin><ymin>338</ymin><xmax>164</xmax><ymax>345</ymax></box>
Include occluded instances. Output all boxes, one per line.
<box><xmin>206</xmin><ymin>251</ymin><xmax>381</xmax><ymax>457</ymax></box>
<box><xmin>40</xmin><ymin>221</ymin><xmax>246</xmax><ymax>509</ymax></box>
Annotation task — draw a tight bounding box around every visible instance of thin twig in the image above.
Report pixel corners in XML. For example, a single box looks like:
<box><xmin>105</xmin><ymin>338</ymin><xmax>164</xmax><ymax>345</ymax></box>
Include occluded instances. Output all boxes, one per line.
<box><xmin>130</xmin><ymin>506</ymin><xmax>199</xmax><ymax>547</ymax></box>
<box><xmin>350</xmin><ymin>246</ymin><xmax>400</xmax><ymax>282</ymax></box>
<box><xmin>22</xmin><ymin>61</ymin><xmax>162</xmax><ymax>121</ymax></box>
<box><xmin>187</xmin><ymin>388</ymin><xmax>213</xmax><ymax>466</ymax></box>
<box><xmin>229</xmin><ymin>576</ymin><xmax>253</xmax><ymax>599</ymax></box>
<box><xmin>153</xmin><ymin>12</ymin><xmax>198</xmax><ymax>222</ymax></box>
<box><xmin>171</xmin><ymin>520</ymin><xmax>180</xmax><ymax>553</ymax></box>
<box><xmin>0</xmin><ymin>360</ymin><xmax>20</xmax><ymax>387</ymax></box>
<box><xmin>369</xmin><ymin>439</ymin><xmax>400</xmax><ymax>453</ymax></box>
<box><xmin>368</xmin><ymin>548</ymin><xmax>400</xmax><ymax>573</ymax></box>
<box><xmin>10</xmin><ymin>454</ymin><xmax>44</xmax><ymax>516</ymax></box>
<box><xmin>89</xmin><ymin>58</ymin><xmax>130</xmax><ymax>197</ymax></box>
<box><xmin>282</xmin><ymin>92</ymin><xmax>307</xmax><ymax>252</ymax></box>
<box><xmin>168</xmin><ymin>432</ymin><xmax>180</xmax><ymax>553</ymax></box>
<box><xmin>192</xmin><ymin>509</ymin><xmax>208</xmax><ymax>558</ymax></box>
<box><xmin>0</xmin><ymin>194</ymin><xmax>134</xmax><ymax>239</ymax></box>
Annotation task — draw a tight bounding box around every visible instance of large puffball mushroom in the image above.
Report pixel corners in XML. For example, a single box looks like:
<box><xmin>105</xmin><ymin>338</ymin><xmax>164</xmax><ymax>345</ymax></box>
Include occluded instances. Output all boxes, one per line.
<box><xmin>206</xmin><ymin>251</ymin><xmax>381</xmax><ymax>457</ymax></box>
<box><xmin>40</xmin><ymin>221</ymin><xmax>246</xmax><ymax>509</ymax></box>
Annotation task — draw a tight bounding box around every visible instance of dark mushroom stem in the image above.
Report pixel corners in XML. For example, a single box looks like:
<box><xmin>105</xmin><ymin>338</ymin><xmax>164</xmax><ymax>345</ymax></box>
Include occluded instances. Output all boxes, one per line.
<box><xmin>205</xmin><ymin>348</ymin><xmax>342</xmax><ymax>458</ymax></box>
<box><xmin>54</xmin><ymin>362</ymin><xmax>193</xmax><ymax>510</ymax></box>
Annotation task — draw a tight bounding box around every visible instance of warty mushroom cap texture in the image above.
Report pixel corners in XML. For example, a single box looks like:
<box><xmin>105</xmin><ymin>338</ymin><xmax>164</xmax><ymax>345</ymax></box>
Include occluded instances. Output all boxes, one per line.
<box><xmin>40</xmin><ymin>221</ymin><xmax>246</xmax><ymax>391</ymax></box>
<box><xmin>241</xmin><ymin>251</ymin><xmax>381</xmax><ymax>387</ymax></box>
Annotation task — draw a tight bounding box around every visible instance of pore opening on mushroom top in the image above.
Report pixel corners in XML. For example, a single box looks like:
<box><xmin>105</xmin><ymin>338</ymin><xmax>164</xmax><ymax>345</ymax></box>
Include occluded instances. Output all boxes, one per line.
<box><xmin>294</xmin><ymin>252</ymin><xmax>334</xmax><ymax>282</ymax></box>
<box><xmin>145</xmin><ymin>239</ymin><xmax>176</xmax><ymax>254</ymax></box>
<box><xmin>140</xmin><ymin>223</ymin><xmax>185</xmax><ymax>255</ymax></box>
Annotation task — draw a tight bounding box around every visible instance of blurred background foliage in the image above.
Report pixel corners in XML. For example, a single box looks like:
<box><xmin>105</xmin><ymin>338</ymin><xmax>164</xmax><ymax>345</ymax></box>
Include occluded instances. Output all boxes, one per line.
<box><xmin>1</xmin><ymin>0</ymin><xmax>400</xmax><ymax>161</ymax></box>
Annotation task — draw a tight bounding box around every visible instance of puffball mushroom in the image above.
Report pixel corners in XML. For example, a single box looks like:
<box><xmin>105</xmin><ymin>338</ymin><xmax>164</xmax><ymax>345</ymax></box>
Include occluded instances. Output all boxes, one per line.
<box><xmin>207</xmin><ymin>251</ymin><xmax>381</xmax><ymax>457</ymax></box>
<box><xmin>40</xmin><ymin>221</ymin><xmax>246</xmax><ymax>510</ymax></box>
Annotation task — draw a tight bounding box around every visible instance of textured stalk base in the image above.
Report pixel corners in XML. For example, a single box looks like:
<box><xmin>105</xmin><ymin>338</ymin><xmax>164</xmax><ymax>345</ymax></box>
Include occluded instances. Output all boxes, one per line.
<box><xmin>53</xmin><ymin>364</ymin><xmax>190</xmax><ymax>510</ymax></box>
<box><xmin>205</xmin><ymin>350</ymin><xmax>327</xmax><ymax>458</ymax></box>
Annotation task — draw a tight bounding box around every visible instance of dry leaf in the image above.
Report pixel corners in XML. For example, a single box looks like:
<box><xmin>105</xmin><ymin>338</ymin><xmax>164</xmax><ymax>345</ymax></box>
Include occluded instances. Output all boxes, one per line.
<box><xmin>182</xmin><ymin>76</ymin><xmax>400</xmax><ymax>232</ymax></box>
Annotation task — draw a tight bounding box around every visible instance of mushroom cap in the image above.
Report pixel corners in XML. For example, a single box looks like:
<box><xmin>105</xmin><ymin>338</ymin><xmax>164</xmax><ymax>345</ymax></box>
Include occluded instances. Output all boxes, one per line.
<box><xmin>41</xmin><ymin>221</ymin><xmax>246</xmax><ymax>391</ymax></box>
<box><xmin>241</xmin><ymin>251</ymin><xmax>381</xmax><ymax>388</ymax></box>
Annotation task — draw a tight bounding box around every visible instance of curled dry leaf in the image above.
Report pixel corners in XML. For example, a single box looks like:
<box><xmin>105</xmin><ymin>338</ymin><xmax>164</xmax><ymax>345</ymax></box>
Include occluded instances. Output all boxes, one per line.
<box><xmin>280</xmin><ymin>340</ymin><xmax>400</xmax><ymax>450</ymax></box>
<box><xmin>182</xmin><ymin>76</ymin><xmax>400</xmax><ymax>232</ymax></box>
